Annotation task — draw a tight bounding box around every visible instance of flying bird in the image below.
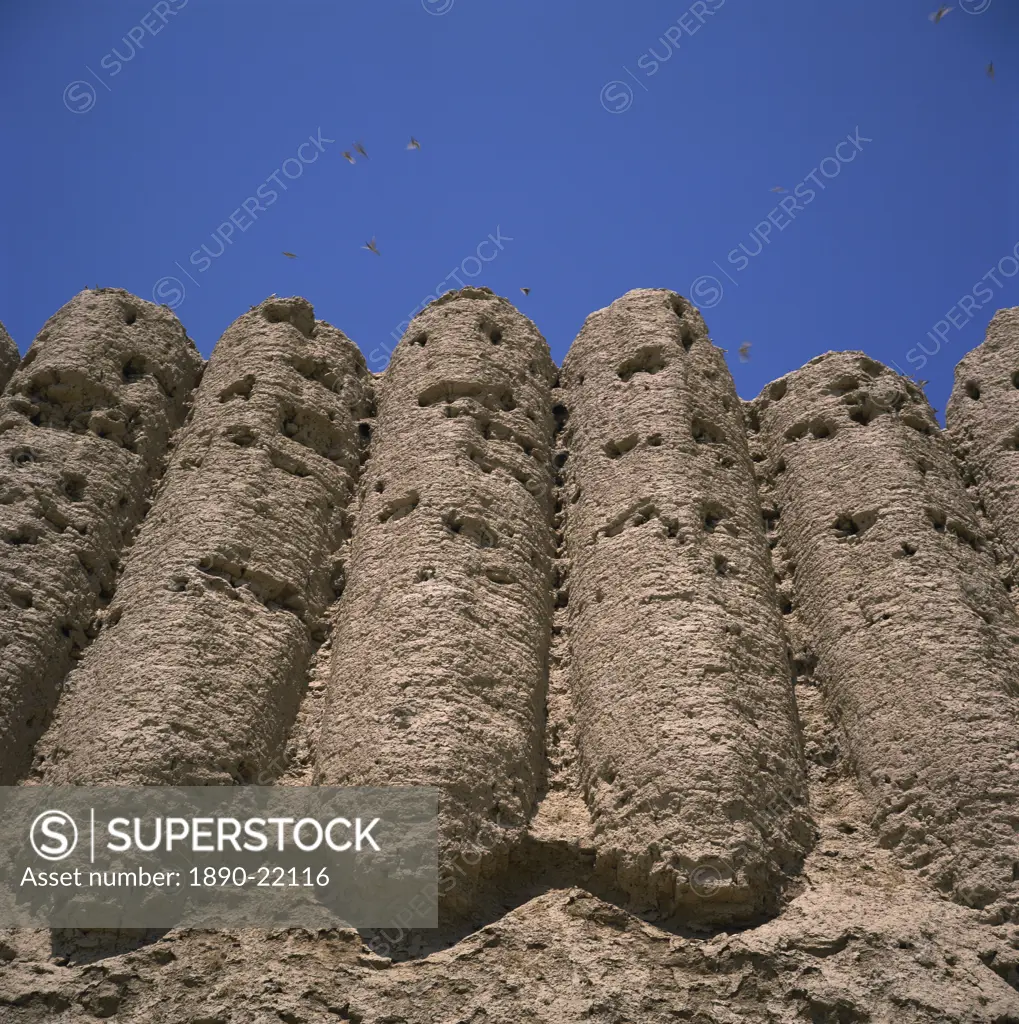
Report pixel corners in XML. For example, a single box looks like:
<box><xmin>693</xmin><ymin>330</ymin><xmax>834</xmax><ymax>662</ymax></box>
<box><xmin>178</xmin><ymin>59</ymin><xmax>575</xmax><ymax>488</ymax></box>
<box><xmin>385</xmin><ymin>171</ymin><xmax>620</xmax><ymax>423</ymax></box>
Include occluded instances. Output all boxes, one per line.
<box><xmin>929</xmin><ymin>5</ymin><xmax>951</xmax><ymax>23</ymax></box>
<box><xmin>363</xmin><ymin>237</ymin><xmax>380</xmax><ymax>255</ymax></box>
<box><xmin>407</xmin><ymin>137</ymin><xmax>421</xmax><ymax>150</ymax></box>
<box><xmin>354</xmin><ymin>141</ymin><xmax>369</xmax><ymax>159</ymax></box>
<box><xmin>282</xmin><ymin>251</ymin><xmax>298</xmax><ymax>259</ymax></box>
<box><xmin>770</xmin><ymin>186</ymin><xmax>787</xmax><ymax>193</ymax></box>
<box><xmin>342</xmin><ymin>151</ymin><xmax>356</xmax><ymax>164</ymax></box>
<box><xmin>520</xmin><ymin>287</ymin><xmax>531</xmax><ymax>296</ymax></box>
<box><xmin>738</xmin><ymin>341</ymin><xmax>752</xmax><ymax>362</ymax></box>
<box><xmin>987</xmin><ymin>61</ymin><xmax>995</xmax><ymax>80</ymax></box>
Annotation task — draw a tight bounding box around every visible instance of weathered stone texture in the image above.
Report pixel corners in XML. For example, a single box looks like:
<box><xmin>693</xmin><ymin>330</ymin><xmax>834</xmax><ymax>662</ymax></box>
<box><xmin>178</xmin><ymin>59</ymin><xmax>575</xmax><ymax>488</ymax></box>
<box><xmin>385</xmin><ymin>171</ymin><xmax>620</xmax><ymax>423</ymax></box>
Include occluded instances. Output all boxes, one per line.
<box><xmin>558</xmin><ymin>289</ymin><xmax>811</xmax><ymax>924</ymax></box>
<box><xmin>37</xmin><ymin>297</ymin><xmax>371</xmax><ymax>785</ymax></box>
<box><xmin>4</xmin><ymin>807</ymin><xmax>1018</xmax><ymax>1023</ymax></box>
<box><xmin>0</xmin><ymin>289</ymin><xmax>202</xmax><ymax>783</ymax></box>
<box><xmin>0</xmin><ymin>320</ymin><xmax>18</xmax><ymax>393</ymax></box>
<box><xmin>948</xmin><ymin>307</ymin><xmax>1019</xmax><ymax>593</ymax></box>
<box><xmin>317</xmin><ymin>287</ymin><xmax>557</xmax><ymax>917</ymax></box>
<box><xmin>3</xmin><ymin>289</ymin><xmax>1019</xmax><ymax>1020</ymax></box>
<box><xmin>751</xmin><ymin>351</ymin><xmax>1019</xmax><ymax>921</ymax></box>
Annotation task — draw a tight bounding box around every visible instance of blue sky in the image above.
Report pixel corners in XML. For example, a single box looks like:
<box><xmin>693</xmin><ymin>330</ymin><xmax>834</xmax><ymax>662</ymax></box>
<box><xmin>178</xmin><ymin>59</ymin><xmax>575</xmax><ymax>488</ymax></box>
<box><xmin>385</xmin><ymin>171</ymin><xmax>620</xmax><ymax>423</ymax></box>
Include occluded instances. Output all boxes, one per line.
<box><xmin>1</xmin><ymin>0</ymin><xmax>1015</xmax><ymax>417</ymax></box>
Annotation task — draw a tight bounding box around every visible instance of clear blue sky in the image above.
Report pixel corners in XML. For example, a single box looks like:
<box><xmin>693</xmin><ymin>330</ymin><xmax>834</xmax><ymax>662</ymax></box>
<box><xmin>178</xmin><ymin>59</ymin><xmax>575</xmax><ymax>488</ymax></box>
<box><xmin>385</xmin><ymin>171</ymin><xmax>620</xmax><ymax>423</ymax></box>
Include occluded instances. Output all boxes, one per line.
<box><xmin>2</xmin><ymin>0</ymin><xmax>1015</xmax><ymax>417</ymax></box>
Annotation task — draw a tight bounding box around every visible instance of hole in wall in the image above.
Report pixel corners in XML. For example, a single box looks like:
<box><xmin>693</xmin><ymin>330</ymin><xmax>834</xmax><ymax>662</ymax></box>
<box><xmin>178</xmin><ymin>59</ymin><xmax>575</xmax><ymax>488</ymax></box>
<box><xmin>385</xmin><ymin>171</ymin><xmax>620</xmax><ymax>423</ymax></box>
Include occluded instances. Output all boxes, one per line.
<box><xmin>604</xmin><ymin>434</ymin><xmax>639</xmax><ymax>459</ymax></box>
<box><xmin>480</xmin><ymin>322</ymin><xmax>503</xmax><ymax>345</ymax></box>
<box><xmin>379</xmin><ymin>491</ymin><xmax>420</xmax><ymax>524</ymax></box>
<box><xmin>5</xmin><ymin>526</ymin><xmax>39</xmax><ymax>546</ymax></box>
<box><xmin>121</xmin><ymin>357</ymin><xmax>146</xmax><ymax>383</ymax></box>
<box><xmin>617</xmin><ymin>347</ymin><xmax>667</xmax><ymax>382</ymax></box>
<box><xmin>60</xmin><ymin>474</ymin><xmax>86</xmax><ymax>502</ymax></box>
<box><xmin>827</xmin><ymin>374</ymin><xmax>859</xmax><ymax>396</ymax></box>
<box><xmin>832</xmin><ymin>511</ymin><xmax>877</xmax><ymax>540</ymax></box>
<box><xmin>219</xmin><ymin>377</ymin><xmax>254</xmax><ymax>403</ymax></box>
<box><xmin>225</xmin><ymin>426</ymin><xmax>258</xmax><ymax>447</ymax></box>
<box><xmin>10</xmin><ymin>448</ymin><xmax>37</xmax><ymax>466</ymax></box>
<box><xmin>703</xmin><ymin>505</ymin><xmax>727</xmax><ymax>532</ymax></box>
<box><xmin>692</xmin><ymin>418</ymin><xmax>724</xmax><ymax>445</ymax></box>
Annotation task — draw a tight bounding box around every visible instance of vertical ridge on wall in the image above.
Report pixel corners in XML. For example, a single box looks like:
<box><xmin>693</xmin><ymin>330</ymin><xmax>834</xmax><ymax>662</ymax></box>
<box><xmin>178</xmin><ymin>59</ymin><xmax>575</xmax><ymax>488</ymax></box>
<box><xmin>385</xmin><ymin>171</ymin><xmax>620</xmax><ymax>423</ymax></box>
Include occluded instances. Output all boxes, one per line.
<box><xmin>0</xmin><ymin>289</ymin><xmax>202</xmax><ymax>784</ymax></box>
<box><xmin>35</xmin><ymin>297</ymin><xmax>371</xmax><ymax>785</ymax></box>
<box><xmin>317</xmin><ymin>287</ymin><xmax>557</xmax><ymax>919</ymax></box>
<box><xmin>0</xmin><ymin>322</ymin><xmax>18</xmax><ymax>394</ymax></box>
<box><xmin>947</xmin><ymin>308</ymin><xmax>1019</xmax><ymax>600</ymax></box>
<box><xmin>559</xmin><ymin>288</ymin><xmax>812</xmax><ymax>924</ymax></box>
<box><xmin>752</xmin><ymin>351</ymin><xmax>1019</xmax><ymax>922</ymax></box>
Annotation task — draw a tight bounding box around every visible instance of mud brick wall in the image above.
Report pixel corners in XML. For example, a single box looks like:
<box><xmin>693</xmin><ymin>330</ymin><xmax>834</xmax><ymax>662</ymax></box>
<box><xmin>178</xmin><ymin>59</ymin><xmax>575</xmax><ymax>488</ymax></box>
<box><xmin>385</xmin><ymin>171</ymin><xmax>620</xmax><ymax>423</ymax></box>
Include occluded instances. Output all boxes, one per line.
<box><xmin>0</xmin><ymin>321</ymin><xmax>18</xmax><ymax>394</ymax></box>
<box><xmin>3</xmin><ymin>291</ymin><xmax>1019</xmax><ymax>1022</ymax></box>
<box><xmin>316</xmin><ymin>288</ymin><xmax>557</xmax><ymax>919</ymax></box>
<box><xmin>750</xmin><ymin>350</ymin><xmax>1019</xmax><ymax>922</ymax></box>
<box><xmin>0</xmin><ymin>289</ymin><xmax>202</xmax><ymax>783</ymax></box>
<box><xmin>948</xmin><ymin>308</ymin><xmax>1019</xmax><ymax>599</ymax></box>
<box><xmin>36</xmin><ymin>297</ymin><xmax>372</xmax><ymax>785</ymax></box>
<box><xmin>558</xmin><ymin>289</ymin><xmax>811</xmax><ymax>924</ymax></box>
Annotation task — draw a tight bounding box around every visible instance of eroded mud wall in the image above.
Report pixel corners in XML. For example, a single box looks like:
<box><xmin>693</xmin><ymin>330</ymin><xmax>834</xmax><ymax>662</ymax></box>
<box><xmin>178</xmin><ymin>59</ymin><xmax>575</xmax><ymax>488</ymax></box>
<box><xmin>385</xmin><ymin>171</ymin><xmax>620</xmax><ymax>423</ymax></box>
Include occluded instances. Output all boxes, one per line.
<box><xmin>751</xmin><ymin>351</ymin><xmax>1019</xmax><ymax>921</ymax></box>
<box><xmin>948</xmin><ymin>307</ymin><xmax>1019</xmax><ymax>595</ymax></box>
<box><xmin>317</xmin><ymin>287</ymin><xmax>557</xmax><ymax>917</ymax></box>
<box><xmin>558</xmin><ymin>289</ymin><xmax>811</xmax><ymax>924</ymax></box>
<box><xmin>37</xmin><ymin>297</ymin><xmax>371</xmax><ymax>785</ymax></box>
<box><xmin>0</xmin><ymin>289</ymin><xmax>202</xmax><ymax>783</ymax></box>
<box><xmin>0</xmin><ymin>321</ymin><xmax>18</xmax><ymax>393</ymax></box>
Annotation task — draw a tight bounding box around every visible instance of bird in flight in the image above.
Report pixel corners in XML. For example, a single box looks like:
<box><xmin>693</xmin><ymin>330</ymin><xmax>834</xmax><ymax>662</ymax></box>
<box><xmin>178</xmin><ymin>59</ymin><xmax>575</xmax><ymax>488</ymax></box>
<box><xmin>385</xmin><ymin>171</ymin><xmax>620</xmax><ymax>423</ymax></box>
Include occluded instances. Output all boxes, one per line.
<box><xmin>738</xmin><ymin>341</ymin><xmax>752</xmax><ymax>362</ymax></box>
<box><xmin>407</xmin><ymin>137</ymin><xmax>421</xmax><ymax>150</ymax></box>
<box><xmin>342</xmin><ymin>151</ymin><xmax>356</xmax><ymax>164</ymax></box>
<box><xmin>282</xmin><ymin>251</ymin><xmax>298</xmax><ymax>259</ymax></box>
<box><xmin>770</xmin><ymin>186</ymin><xmax>787</xmax><ymax>193</ymax></box>
<box><xmin>987</xmin><ymin>61</ymin><xmax>995</xmax><ymax>80</ymax></box>
<box><xmin>520</xmin><ymin>287</ymin><xmax>531</xmax><ymax>296</ymax></box>
<box><xmin>354</xmin><ymin>141</ymin><xmax>369</xmax><ymax>159</ymax></box>
<box><xmin>929</xmin><ymin>5</ymin><xmax>951</xmax><ymax>23</ymax></box>
<box><xmin>363</xmin><ymin>237</ymin><xmax>380</xmax><ymax>255</ymax></box>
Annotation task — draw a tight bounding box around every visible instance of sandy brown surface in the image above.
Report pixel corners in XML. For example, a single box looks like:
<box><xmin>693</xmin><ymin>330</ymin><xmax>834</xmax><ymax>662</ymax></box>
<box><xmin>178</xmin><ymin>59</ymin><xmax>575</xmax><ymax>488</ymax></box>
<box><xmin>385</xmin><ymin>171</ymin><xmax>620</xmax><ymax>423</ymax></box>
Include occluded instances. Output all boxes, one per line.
<box><xmin>1</xmin><ymin>287</ymin><xmax>1019</xmax><ymax>1022</ymax></box>
<box><xmin>0</xmin><ymin>321</ymin><xmax>17</xmax><ymax>396</ymax></box>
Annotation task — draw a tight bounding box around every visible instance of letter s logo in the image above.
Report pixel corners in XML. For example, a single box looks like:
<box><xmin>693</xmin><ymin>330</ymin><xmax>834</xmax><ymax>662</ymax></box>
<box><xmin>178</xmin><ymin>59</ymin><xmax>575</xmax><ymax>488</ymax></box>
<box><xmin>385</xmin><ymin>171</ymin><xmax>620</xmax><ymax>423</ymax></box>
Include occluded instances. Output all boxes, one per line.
<box><xmin>30</xmin><ymin>811</ymin><xmax>78</xmax><ymax>861</ymax></box>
